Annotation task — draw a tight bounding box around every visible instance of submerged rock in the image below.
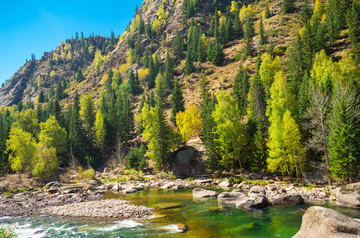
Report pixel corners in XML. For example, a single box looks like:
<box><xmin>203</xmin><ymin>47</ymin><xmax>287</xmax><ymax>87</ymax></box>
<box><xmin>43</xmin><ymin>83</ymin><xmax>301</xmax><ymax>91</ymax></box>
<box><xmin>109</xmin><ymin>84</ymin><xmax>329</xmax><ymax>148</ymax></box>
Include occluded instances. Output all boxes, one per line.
<box><xmin>192</xmin><ymin>188</ymin><xmax>219</xmax><ymax>198</ymax></box>
<box><xmin>293</xmin><ymin>206</ymin><xmax>360</xmax><ymax>238</ymax></box>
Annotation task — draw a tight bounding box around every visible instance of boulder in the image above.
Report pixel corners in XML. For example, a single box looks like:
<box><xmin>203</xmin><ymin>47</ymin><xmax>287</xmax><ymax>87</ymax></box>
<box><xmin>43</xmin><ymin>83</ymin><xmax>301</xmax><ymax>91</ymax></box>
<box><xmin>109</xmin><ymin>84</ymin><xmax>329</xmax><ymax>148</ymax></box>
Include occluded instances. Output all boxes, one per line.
<box><xmin>249</xmin><ymin>186</ymin><xmax>266</xmax><ymax>196</ymax></box>
<box><xmin>293</xmin><ymin>206</ymin><xmax>360</xmax><ymax>238</ymax></box>
<box><xmin>218</xmin><ymin>191</ymin><xmax>247</xmax><ymax>205</ymax></box>
<box><xmin>192</xmin><ymin>188</ymin><xmax>219</xmax><ymax>198</ymax></box>
<box><xmin>218</xmin><ymin>180</ymin><xmax>232</xmax><ymax>190</ymax></box>
<box><xmin>172</xmin><ymin>146</ymin><xmax>206</xmax><ymax>177</ymax></box>
<box><xmin>161</xmin><ymin>183</ymin><xmax>174</xmax><ymax>190</ymax></box>
<box><xmin>236</xmin><ymin>195</ymin><xmax>268</xmax><ymax>209</ymax></box>
<box><xmin>271</xmin><ymin>194</ymin><xmax>305</xmax><ymax>206</ymax></box>
<box><xmin>336</xmin><ymin>183</ymin><xmax>360</xmax><ymax>209</ymax></box>
<box><xmin>111</xmin><ymin>184</ymin><xmax>121</xmax><ymax>192</ymax></box>
<box><xmin>122</xmin><ymin>188</ymin><xmax>137</xmax><ymax>194</ymax></box>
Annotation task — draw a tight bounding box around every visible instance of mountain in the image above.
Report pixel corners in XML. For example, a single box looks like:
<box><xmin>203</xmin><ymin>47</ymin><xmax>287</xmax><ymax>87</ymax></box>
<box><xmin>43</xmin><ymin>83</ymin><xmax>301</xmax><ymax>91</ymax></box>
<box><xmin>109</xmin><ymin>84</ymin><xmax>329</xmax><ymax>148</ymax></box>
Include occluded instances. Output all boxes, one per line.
<box><xmin>1</xmin><ymin>0</ymin><xmax>360</xmax><ymax>181</ymax></box>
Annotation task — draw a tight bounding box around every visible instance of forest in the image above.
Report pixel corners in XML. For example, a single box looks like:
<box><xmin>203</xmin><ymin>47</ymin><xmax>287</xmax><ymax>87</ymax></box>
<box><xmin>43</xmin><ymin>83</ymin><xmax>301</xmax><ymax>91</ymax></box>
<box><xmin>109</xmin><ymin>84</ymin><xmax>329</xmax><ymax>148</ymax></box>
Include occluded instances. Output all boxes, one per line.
<box><xmin>0</xmin><ymin>0</ymin><xmax>359</xmax><ymax>183</ymax></box>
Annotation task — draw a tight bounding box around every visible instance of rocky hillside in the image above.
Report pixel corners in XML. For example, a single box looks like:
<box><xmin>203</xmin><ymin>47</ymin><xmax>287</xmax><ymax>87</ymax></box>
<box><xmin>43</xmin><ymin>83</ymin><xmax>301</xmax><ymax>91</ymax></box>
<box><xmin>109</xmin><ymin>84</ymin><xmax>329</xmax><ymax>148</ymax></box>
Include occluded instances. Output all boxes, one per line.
<box><xmin>0</xmin><ymin>0</ymin><xmax>324</xmax><ymax>109</ymax></box>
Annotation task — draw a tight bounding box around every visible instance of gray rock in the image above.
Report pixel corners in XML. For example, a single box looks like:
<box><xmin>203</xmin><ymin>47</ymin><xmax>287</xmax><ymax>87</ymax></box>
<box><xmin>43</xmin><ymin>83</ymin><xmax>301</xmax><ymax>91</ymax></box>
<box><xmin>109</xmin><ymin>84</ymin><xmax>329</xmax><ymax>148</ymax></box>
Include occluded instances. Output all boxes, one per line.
<box><xmin>271</xmin><ymin>194</ymin><xmax>305</xmax><ymax>206</ymax></box>
<box><xmin>218</xmin><ymin>180</ymin><xmax>232</xmax><ymax>190</ymax></box>
<box><xmin>218</xmin><ymin>191</ymin><xmax>247</xmax><ymax>205</ymax></box>
<box><xmin>249</xmin><ymin>186</ymin><xmax>266</xmax><ymax>195</ymax></box>
<box><xmin>192</xmin><ymin>188</ymin><xmax>219</xmax><ymax>198</ymax></box>
<box><xmin>111</xmin><ymin>184</ymin><xmax>121</xmax><ymax>192</ymax></box>
<box><xmin>293</xmin><ymin>206</ymin><xmax>360</xmax><ymax>238</ymax></box>
<box><xmin>337</xmin><ymin>183</ymin><xmax>360</xmax><ymax>209</ymax></box>
<box><xmin>122</xmin><ymin>188</ymin><xmax>137</xmax><ymax>194</ymax></box>
<box><xmin>161</xmin><ymin>183</ymin><xmax>174</xmax><ymax>189</ymax></box>
<box><xmin>236</xmin><ymin>195</ymin><xmax>268</xmax><ymax>209</ymax></box>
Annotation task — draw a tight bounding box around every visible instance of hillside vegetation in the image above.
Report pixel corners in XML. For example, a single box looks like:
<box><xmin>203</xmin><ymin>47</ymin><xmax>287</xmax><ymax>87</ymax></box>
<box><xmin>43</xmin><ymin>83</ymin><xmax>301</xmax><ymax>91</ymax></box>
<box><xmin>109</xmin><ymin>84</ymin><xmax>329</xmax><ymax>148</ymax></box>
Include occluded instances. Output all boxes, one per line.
<box><xmin>0</xmin><ymin>0</ymin><xmax>359</xmax><ymax>182</ymax></box>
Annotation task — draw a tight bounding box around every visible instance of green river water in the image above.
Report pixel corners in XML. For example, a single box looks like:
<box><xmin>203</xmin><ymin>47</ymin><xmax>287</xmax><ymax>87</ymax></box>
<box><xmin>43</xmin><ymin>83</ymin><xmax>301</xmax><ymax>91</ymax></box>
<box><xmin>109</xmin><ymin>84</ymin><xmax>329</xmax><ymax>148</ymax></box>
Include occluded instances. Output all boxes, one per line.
<box><xmin>1</xmin><ymin>188</ymin><xmax>359</xmax><ymax>238</ymax></box>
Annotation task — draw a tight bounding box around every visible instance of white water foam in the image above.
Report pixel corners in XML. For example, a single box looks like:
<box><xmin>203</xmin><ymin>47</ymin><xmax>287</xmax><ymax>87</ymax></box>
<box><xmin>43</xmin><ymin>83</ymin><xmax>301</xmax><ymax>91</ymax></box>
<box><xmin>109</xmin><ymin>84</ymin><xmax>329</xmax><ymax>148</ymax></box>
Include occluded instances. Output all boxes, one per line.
<box><xmin>93</xmin><ymin>220</ymin><xmax>142</xmax><ymax>232</ymax></box>
<box><xmin>156</xmin><ymin>224</ymin><xmax>182</xmax><ymax>234</ymax></box>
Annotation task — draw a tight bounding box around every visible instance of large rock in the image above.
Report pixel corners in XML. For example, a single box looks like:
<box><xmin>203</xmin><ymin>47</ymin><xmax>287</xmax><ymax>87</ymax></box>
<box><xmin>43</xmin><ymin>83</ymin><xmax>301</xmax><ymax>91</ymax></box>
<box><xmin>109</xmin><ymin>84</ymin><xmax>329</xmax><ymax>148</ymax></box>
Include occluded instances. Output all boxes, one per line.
<box><xmin>192</xmin><ymin>188</ymin><xmax>219</xmax><ymax>198</ymax></box>
<box><xmin>337</xmin><ymin>183</ymin><xmax>360</xmax><ymax>209</ymax></box>
<box><xmin>218</xmin><ymin>180</ymin><xmax>232</xmax><ymax>190</ymax></box>
<box><xmin>218</xmin><ymin>190</ymin><xmax>247</xmax><ymax>205</ymax></box>
<box><xmin>249</xmin><ymin>186</ymin><xmax>266</xmax><ymax>196</ymax></box>
<box><xmin>271</xmin><ymin>194</ymin><xmax>305</xmax><ymax>206</ymax></box>
<box><xmin>293</xmin><ymin>206</ymin><xmax>360</xmax><ymax>238</ymax></box>
<box><xmin>172</xmin><ymin>146</ymin><xmax>206</xmax><ymax>177</ymax></box>
<box><xmin>236</xmin><ymin>195</ymin><xmax>268</xmax><ymax>209</ymax></box>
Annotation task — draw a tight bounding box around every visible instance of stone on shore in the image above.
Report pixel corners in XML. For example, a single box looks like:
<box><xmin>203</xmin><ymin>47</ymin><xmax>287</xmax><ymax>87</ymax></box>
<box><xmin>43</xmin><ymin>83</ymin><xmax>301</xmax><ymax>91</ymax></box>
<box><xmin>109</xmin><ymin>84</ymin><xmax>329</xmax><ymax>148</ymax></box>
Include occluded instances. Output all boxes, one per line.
<box><xmin>293</xmin><ymin>206</ymin><xmax>360</xmax><ymax>238</ymax></box>
<box><xmin>192</xmin><ymin>188</ymin><xmax>219</xmax><ymax>198</ymax></box>
<box><xmin>336</xmin><ymin>182</ymin><xmax>360</xmax><ymax>209</ymax></box>
<box><xmin>271</xmin><ymin>194</ymin><xmax>305</xmax><ymax>206</ymax></box>
<box><xmin>218</xmin><ymin>180</ymin><xmax>232</xmax><ymax>190</ymax></box>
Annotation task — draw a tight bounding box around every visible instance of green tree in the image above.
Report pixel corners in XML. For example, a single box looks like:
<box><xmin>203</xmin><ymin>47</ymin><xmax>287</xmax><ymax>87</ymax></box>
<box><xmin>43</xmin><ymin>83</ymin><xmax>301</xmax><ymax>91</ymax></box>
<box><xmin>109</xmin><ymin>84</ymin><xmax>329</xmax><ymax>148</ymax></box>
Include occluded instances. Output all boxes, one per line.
<box><xmin>138</xmin><ymin>74</ymin><xmax>179</xmax><ymax>171</ymax></box>
<box><xmin>259</xmin><ymin>17</ymin><xmax>266</xmax><ymax>45</ymax></box>
<box><xmin>328</xmin><ymin>86</ymin><xmax>360</xmax><ymax>182</ymax></box>
<box><xmin>79</xmin><ymin>94</ymin><xmax>96</xmax><ymax>137</ymax></box>
<box><xmin>164</xmin><ymin>51</ymin><xmax>174</xmax><ymax>90</ymax></box>
<box><xmin>95</xmin><ymin>108</ymin><xmax>106</xmax><ymax>151</ymax></box>
<box><xmin>233</xmin><ymin>66</ymin><xmax>250</xmax><ymax>116</ymax></box>
<box><xmin>281</xmin><ymin>0</ymin><xmax>295</xmax><ymax>14</ymax></box>
<box><xmin>347</xmin><ymin>1</ymin><xmax>360</xmax><ymax>63</ymax></box>
<box><xmin>213</xmin><ymin>90</ymin><xmax>247</xmax><ymax>169</ymax></box>
<box><xmin>176</xmin><ymin>104</ymin><xmax>202</xmax><ymax>142</ymax></box>
<box><xmin>170</xmin><ymin>79</ymin><xmax>185</xmax><ymax>124</ymax></box>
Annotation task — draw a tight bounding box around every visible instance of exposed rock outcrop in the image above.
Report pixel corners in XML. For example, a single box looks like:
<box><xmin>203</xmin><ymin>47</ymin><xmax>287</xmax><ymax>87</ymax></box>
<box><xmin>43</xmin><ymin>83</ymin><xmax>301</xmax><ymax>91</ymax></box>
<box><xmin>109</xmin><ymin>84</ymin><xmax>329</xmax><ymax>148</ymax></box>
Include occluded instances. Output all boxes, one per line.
<box><xmin>336</xmin><ymin>183</ymin><xmax>360</xmax><ymax>209</ymax></box>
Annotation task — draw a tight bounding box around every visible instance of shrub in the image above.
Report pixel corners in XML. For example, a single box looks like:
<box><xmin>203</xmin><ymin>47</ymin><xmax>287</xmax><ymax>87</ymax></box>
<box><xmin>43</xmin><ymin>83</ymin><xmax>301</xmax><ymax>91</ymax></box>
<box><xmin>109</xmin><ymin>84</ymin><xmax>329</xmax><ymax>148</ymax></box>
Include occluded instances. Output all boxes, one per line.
<box><xmin>160</xmin><ymin>171</ymin><xmax>176</xmax><ymax>179</ymax></box>
<box><xmin>125</xmin><ymin>144</ymin><xmax>147</xmax><ymax>170</ymax></box>
<box><xmin>82</xmin><ymin>168</ymin><xmax>96</xmax><ymax>179</ymax></box>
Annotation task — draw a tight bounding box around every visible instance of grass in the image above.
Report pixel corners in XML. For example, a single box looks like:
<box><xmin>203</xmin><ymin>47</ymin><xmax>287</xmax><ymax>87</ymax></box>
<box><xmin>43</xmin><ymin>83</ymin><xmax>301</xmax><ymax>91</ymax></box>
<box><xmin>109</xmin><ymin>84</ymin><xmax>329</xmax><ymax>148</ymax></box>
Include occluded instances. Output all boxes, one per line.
<box><xmin>0</xmin><ymin>225</ymin><xmax>16</xmax><ymax>238</ymax></box>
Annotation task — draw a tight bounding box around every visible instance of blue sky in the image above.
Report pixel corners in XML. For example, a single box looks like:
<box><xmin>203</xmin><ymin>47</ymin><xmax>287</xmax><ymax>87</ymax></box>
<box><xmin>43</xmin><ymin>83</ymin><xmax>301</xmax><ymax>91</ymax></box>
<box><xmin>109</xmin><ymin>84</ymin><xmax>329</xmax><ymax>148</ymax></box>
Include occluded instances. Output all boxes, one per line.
<box><xmin>0</xmin><ymin>0</ymin><xmax>144</xmax><ymax>85</ymax></box>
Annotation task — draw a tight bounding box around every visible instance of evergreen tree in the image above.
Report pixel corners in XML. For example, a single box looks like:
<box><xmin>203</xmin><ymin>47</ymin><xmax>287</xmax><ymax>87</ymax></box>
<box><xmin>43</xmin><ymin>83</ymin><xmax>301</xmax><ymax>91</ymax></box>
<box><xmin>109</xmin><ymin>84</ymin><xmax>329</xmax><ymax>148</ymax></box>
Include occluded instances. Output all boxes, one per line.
<box><xmin>116</xmin><ymin>89</ymin><xmax>135</xmax><ymax>143</ymax></box>
<box><xmin>75</xmin><ymin>68</ymin><xmax>84</xmax><ymax>82</ymax></box>
<box><xmin>259</xmin><ymin>17</ymin><xmax>267</xmax><ymax>45</ymax></box>
<box><xmin>38</xmin><ymin>90</ymin><xmax>45</xmax><ymax>104</ymax></box>
<box><xmin>347</xmin><ymin>1</ymin><xmax>360</xmax><ymax>63</ymax></box>
<box><xmin>164</xmin><ymin>51</ymin><xmax>174</xmax><ymax>90</ymax></box>
<box><xmin>244</xmin><ymin>17</ymin><xmax>254</xmax><ymax>56</ymax></box>
<box><xmin>173</xmin><ymin>30</ymin><xmax>184</xmax><ymax>58</ymax></box>
<box><xmin>328</xmin><ymin>86</ymin><xmax>360</xmax><ymax>182</ymax></box>
<box><xmin>233</xmin><ymin>66</ymin><xmax>250</xmax><ymax>116</ymax></box>
<box><xmin>200</xmin><ymin>75</ymin><xmax>221</xmax><ymax>170</ymax></box>
<box><xmin>281</xmin><ymin>0</ymin><xmax>295</xmax><ymax>14</ymax></box>
<box><xmin>184</xmin><ymin>49</ymin><xmax>195</xmax><ymax>74</ymax></box>
<box><xmin>170</xmin><ymin>79</ymin><xmax>185</xmax><ymax>124</ymax></box>
<box><xmin>265</xmin><ymin>5</ymin><xmax>271</xmax><ymax>19</ymax></box>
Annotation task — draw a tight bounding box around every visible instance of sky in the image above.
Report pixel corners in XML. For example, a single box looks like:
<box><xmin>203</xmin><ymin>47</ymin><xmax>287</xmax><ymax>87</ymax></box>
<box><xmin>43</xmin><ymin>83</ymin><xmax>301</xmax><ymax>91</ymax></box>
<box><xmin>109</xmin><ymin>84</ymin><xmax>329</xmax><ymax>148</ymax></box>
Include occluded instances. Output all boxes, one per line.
<box><xmin>0</xmin><ymin>0</ymin><xmax>144</xmax><ymax>85</ymax></box>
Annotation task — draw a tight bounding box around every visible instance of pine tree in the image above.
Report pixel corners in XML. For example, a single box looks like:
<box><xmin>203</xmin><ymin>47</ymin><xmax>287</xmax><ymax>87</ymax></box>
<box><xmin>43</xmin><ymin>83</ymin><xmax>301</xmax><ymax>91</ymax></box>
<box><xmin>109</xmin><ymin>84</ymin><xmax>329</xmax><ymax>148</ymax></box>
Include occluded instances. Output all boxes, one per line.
<box><xmin>170</xmin><ymin>79</ymin><xmax>185</xmax><ymax>124</ymax></box>
<box><xmin>173</xmin><ymin>30</ymin><xmax>184</xmax><ymax>58</ymax></box>
<box><xmin>116</xmin><ymin>89</ymin><xmax>135</xmax><ymax>143</ymax></box>
<box><xmin>252</xmin><ymin>118</ymin><xmax>267</xmax><ymax>171</ymax></box>
<box><xmin>286</xmin><ymin>35</ymin><xmax>304</xmax><ymax>94</ymax></box>
<box><xmin>233</xmin><ymin>66</ymin><xmax>250</xmax><ymax>116</ymax></box>
<box><xmin>79</xmin><ymin>94</ymin><xmax>96</xmax><ymax>138</ymax></box>
<box><xmin>75</xmin><ymin>68</ymin><xmax>84</xmax><ymax>82</ymax></box>
<box><xmin>200</xmin><ymin>75</ymin><xmax>221</xmax><ymax>170</ymax></box>
<box><xmin>328</xmin><ymin>86</ymin><xmax>360</xmax><ymax>182</ymax></box>
<box><xmin>281</xmin><ymin>0</ymin><xmax>295</xmax><ymax>14</ymax></box>
<box><xmin>184</xmin><ymin>49</ymin><xmax>194</xmax><ymax>74</ymax></box>
<box><xmin>347</xmin><ymin>1</ymin><xmax>360</xmax><ymax>63</ymax></box>
<box><xmin>164</xmin><ymin>51</ymin><xmax>174</xmax><ymax>90</ymax></box>
<box><xmin>259</xmin><ymin>17</ymin><xmax>267</xmax><ymax>45</ymax></box>
<box><xmin>38</xmin><ymin>90</ymin><xmax>45</xmax><ymax>103</ymax></box>
<box><xmin>244</xmin><ymin>17</ymin><xmax>254</xmax><ymax>56</ymax></box>
<box><xmin>265</xmin><ymin>5</ymin><xmax>271</xmax><ymax>19</ymax></box>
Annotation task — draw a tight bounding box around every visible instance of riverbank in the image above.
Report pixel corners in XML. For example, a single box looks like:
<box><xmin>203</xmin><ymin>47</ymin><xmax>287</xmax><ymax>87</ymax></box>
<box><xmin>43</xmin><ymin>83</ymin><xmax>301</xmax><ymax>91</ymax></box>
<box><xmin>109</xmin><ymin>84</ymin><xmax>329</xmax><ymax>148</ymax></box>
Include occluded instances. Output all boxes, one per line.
<box><xmin>0</xmin><ymin>171</ymin><xmax>359</xmax><ymax>219</ymax></box>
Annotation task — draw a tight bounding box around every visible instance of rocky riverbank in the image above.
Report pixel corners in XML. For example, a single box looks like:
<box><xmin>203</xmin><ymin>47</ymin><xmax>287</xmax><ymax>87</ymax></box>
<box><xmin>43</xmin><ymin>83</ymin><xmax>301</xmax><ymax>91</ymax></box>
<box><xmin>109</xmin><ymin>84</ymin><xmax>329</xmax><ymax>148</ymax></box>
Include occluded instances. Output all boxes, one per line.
<box><xmin>42</xmin><ymin>199</ymin><xmax>153</xmax><ymax>219</ymax></box>
<box><xmin>0</xmin><ymin>174</ymin><xmax>359</xmax><ymax>219</ymax></box>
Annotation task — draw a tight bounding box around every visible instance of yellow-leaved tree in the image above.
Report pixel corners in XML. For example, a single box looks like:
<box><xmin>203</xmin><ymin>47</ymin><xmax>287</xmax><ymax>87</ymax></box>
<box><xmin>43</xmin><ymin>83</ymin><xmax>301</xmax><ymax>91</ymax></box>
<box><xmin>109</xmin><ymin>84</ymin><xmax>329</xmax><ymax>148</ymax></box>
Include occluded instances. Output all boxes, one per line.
<box><xmin>176</xmin><ymin>104</ymin><xmax>202</xmax><ymax>142</ymax></box>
